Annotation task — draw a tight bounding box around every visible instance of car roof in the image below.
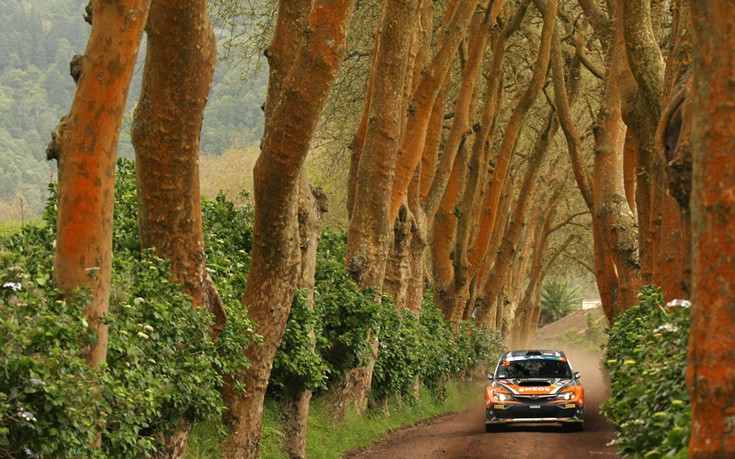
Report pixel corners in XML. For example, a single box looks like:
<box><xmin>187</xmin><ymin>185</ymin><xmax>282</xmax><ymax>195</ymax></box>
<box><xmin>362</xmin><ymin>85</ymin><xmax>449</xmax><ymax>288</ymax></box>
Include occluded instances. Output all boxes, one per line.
<box><xmin>500</xmin><ymin>350</ymin><xmax>567</xmax><ymax>361</ymax></box>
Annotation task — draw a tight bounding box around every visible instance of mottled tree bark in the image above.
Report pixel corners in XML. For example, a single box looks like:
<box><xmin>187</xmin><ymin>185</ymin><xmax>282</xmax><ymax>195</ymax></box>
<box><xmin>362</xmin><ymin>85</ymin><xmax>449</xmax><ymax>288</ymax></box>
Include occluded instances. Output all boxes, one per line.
<box><xmin>476</xmin><ymin>111</ymin><xmax>558</xmax><ymax>324</ymax></box>
<box><xmin>279</xmin><ymin>176</ymin><xmax>327</xmax><ymax>459</ymax></box>
<box><xmin>467</xmin><ymin>0</ymin><xmax>557</xmax><ymax>279</ymax></box>
<box><xmin>591</xmin><ymin>0</ymin><xmax>641</xmax><ymax>321</ymax></box>
<box><xmin>511</xmin><ymin>190</ymin><xmax>562</xmax><ymax>347</ymax></box>
<box><xmin>343</xmin><ymin>0</ymin><xmax>419</xmax><ymax>416</ymax></box>
<box><xmin>686</xmin><ymin>0</ymin><xmax>735</xmax><ymax>454</ymax></box>
<box><xmin>426</xmin><ymin>5</ymin><xmax>496</xmax><ymax>317</ymax></box>
<box><xmin>654</xmin><ymin>0</ymin><xmax>693</xmax><ymax>300</ymax></box>
<box><xmin>51</xmin><ymin>0</ymin><xmax>151</xmax><ymax>372</ymax></box>
<box><xmin>222</xmin><ymin>2</ymin><xmax>355</xmax><ymax>457</ymax></box>
<box><xmin>130</xmin><ymin>1</ymin><xmax>223</xmax><ymax>455</ymax></box>
<box><xmin>389</xmin><ymin>0</ymin><xmax>481</xmax><ymax>220</ymax></box>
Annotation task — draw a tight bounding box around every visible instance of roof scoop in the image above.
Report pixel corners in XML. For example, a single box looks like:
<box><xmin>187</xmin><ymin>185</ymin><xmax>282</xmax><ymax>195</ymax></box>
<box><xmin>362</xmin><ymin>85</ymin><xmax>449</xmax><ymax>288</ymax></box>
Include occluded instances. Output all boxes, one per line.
<box><xmin>518</xmin><ymin>380</ymin><xmax>551</xmax><ymax>386</ymax></box>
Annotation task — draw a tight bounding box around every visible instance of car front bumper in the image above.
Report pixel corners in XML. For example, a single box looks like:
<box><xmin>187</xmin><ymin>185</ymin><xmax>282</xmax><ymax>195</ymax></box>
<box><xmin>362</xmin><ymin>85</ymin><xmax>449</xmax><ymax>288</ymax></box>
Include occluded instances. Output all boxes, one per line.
<box><xmin>485</xmin><ymin>402</ymin><xmax>584</xmax><ymax>425</ymax></box>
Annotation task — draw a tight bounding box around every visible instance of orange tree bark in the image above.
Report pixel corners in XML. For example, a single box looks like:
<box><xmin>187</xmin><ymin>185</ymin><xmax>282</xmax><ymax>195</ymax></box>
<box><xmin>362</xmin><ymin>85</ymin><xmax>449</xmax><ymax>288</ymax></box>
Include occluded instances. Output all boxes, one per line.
<box><xmin>422</xmin><ymin>2</ymin><xmax>503</xmax><ymax>220</ymax></box>
<box><xmin>590</xmin><ymin>0</ymin><xmax>641</xmax><ymax>322</ymax></box>
<box><xmin>132</xmin><ymin>0</ymin><xmax>225</xmax><ymax>324</ymax></box>
<box><xmin>279</xmin><ymin>176</ymin><xmax>327</xmax><ymax>459</ymax></box>
<box><xmin>50</xmin><ymin>0</ymin><xmax>151</xmax><ymax>369</ymax></box>
<box><xmin>686</xmin><ymin>0</ymin><xmax>735</xmax><ymax>454</ymax></box>
<box><xmin>389</xmin><ymin>0</ymin><xmax>481</xmax><ymax>221</ymax></box>
<box><xmin>476</xmin><ymin>111</ymin><xmax>558</xmax><ymax>324</ymax></box>
<box><xmin>510</xmin><ymin>187</ymin><xmax>563</xmax><ymax>346</ymax></box>
<box><xmin>429</xmin><ymin>5</ymin><xmax>496</xmax><ymax>318</ymax></box>
<box><xmin>653</xmin><ymin>0</ymin><xmax>693</xmax><ymax>300</ymax></box>
<box><xmin>467</xmin><ymin>0</ymin><xmax>558</xmax><ymax>281</ymax></box>
<box><xmin>221</xmin><ymin>1</ymin><xmax>355</xmax><ymax>457</ymax></box>
<box><xmin>428</xmin><ymin>1</ymin><xmax>529</xmax><ymax>323</ymax></box>
<box><xmin>130</xmin><ymin>1</ymin><xmax>223</xmax><ymax>455</ymax></box>
<box><xmin>343</xmin><ymin>0</ymin><xmax>419</xmax><ymax>415</ymax></box>
<box><xmin>346</xmin><ymin>0</ymin><xmax>419</xmax><ymax>291</ymax></box>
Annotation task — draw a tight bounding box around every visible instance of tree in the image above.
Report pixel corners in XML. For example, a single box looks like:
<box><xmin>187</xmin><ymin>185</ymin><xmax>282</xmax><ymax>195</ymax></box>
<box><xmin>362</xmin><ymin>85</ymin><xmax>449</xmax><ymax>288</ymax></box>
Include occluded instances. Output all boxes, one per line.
<box><xmin>686</xmin><ymin>0</ymin><xmax>735</xmax><ymax>454</ymax></box>
<box><xmin>221</xmin><ymin>1</ymin><xmax>356</xmax><ymax>457</ymax></box>
<box><xmin>539</xmin><ymin>280</ymin><xmax>581</xmax><ymax>326</ymax></box>
<box><xmin>341</xmin><ymin>0</ymin><xmax>420</xmax><ymax>416</ymax></box>
<box><xmin>130</xmin><ymin>0</ymin><xmax>224</xmax><ymax>455</ymax></box>
<box><xmin>49</xmin><ymin>0</ymin><xmax>151</xmax><ymax>371</ymax></box>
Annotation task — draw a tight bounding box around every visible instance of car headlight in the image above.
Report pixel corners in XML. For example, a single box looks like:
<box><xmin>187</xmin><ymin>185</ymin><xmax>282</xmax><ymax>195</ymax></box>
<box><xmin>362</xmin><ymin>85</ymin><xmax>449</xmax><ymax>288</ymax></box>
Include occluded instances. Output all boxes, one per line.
<box><xmin>555</xmin><ymin>391</ymin><xmax>575</xmax><ymax>401</ymax></box>
<box><xmin>494</xmin><ymin>391</ymin><xmax>512</xmax><ymax>402</ymax></box>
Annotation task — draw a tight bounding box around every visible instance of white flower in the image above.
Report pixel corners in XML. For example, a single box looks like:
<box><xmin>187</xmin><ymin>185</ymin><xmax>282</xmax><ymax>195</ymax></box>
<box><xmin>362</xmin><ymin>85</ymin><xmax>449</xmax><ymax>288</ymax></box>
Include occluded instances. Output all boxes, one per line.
<box><xmin>19</xmin><ymin>411</ymin><xmax>36</xmax><ymax>422</ymax></box>
<box><xmin>3</xmin><ymin>282</ymin><xmax>22</xmax><ymax>291</ymax></box>
<box><xmin>667</xmin><ymin>299</ymin><xmax>691</xmax><ymax>309</ymax></box>
<box><xmin>653</xmin><ymin>323</ymin><xmax>679</xmax><ymax>334</ymax></box>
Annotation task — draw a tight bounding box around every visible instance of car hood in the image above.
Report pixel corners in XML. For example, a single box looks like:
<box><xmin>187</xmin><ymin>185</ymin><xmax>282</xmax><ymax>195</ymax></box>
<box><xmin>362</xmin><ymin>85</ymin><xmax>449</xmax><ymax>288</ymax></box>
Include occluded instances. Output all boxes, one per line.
<box><xmin>494</xmin><ymin>378</ymin><xmax>576</xmax><ymax>396</ymax></box>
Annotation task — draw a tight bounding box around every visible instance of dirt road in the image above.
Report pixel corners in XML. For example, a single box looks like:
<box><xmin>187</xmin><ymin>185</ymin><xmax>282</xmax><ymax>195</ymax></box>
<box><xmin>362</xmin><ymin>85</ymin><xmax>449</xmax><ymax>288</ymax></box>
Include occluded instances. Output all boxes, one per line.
<box><xmin>347</xmin><ymin>351</ymin><xmax>618</xmax><ymax>459</ymax></box>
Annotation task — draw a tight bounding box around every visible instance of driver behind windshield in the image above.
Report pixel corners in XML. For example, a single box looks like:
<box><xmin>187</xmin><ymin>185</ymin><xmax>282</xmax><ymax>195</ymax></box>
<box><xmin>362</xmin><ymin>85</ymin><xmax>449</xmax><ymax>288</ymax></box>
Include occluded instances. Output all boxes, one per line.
<box><xmin>496</xmin><ymin>359</ymin><xmax>571</xmax><ymax>379</ymax></box>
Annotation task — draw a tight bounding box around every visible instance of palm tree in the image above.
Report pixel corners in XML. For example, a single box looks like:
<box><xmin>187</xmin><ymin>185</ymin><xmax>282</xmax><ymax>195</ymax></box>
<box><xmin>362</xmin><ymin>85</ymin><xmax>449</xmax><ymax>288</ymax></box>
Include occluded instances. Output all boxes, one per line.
<box><xmin>539</xmin><ymin>281</ymin><xmax>581</xmax><ymax>326</ymax></box>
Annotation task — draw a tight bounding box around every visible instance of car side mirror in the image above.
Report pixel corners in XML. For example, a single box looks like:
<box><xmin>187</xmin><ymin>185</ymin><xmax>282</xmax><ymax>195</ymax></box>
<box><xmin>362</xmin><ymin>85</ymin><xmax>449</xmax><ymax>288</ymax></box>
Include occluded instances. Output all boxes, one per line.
<box><xmin>574</xmin><ymin>371</ymin><xmax>581</xmax><ymax>380</ymax></box>
<box><xmin>487</xmin><ymin>374</ymin><xmax>494</xmax><ymax>381</ymax></box>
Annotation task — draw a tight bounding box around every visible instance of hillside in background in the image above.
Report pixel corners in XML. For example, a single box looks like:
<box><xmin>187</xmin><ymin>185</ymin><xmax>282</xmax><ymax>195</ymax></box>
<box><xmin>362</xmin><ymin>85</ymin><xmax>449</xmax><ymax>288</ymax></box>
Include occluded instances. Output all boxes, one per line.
<box><xmin>0</xmin><ymin>0</ymin><xmax>267</xmax><ymax>220</ymax></box>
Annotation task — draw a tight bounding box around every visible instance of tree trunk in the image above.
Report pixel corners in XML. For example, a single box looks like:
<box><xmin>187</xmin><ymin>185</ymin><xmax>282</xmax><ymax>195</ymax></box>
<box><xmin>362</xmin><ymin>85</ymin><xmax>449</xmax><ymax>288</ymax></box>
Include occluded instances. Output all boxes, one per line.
<box><xmin>591</xmin><ymin>0</ymin><xmax>641</xmax><ymax>321</ymax></box>
<box><xmin>50</xmin><ymin>0</ymin><xmax>151</xmax><ymax>371</ymax></box>
<box><xmin>551</xmin><ymin>26</ymin><xmax>594</xmax><ymax>212</ymax></box>
<box><xmin>132</xmin><ymin>0</ymin><xmax>226</xmax><ymax>333</ymax></box>
<box><xmin>280</xmin><ymin>177</ymin><xmax>327</xmax><ymax>459</ymax></box>
<box><xmin>222</xmin><ymin>2</ymin><xmax>355</xmax><ymax>457</ymax></box>
<box><xmin>686</xmin><ymin>0</ymin><xmax>735</xmax><ymax>454</ymax></box>
<box><xmin>131</xmin><ymin>2</ymin><xmax>223</xmax><ymax>454</ymax></box>
<box><xmin>342</xmin><ymin>0</ymin><xmax>419</xmax><ymax>416</ymax></box>
<box><xmin>654</xmin><ymin>0</ymin><xmax>693</xmax><ymax>300</ymax></box>
<box><xmin>511</xmin><ymin>194</ymin><xmax>560</xmax><ymax>347</ymax></box>
<box><xmin>422</xmin><ymin>3</ymin><xmax>501</xmax><ymax>220</ymax></box>
<box><xmin>620</xmin><ymin>0</ymin><xmax>665</xmax><ymax>290</ymax></box>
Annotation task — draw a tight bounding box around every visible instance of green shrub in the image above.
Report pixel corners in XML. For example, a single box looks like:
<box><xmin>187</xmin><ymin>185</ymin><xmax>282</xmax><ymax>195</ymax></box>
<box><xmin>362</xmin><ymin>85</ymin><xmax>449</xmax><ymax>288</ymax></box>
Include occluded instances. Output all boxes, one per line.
<box><xmin>602</xmin><ymin>286</ymin><xmax>690</xmax><ymax>458</ymax></box>
<box><xmin>270</xmin><ymin>289</ymin><xmax>329</xmax><ymax>394</ymax></box>
<box><xmin>1</xmin><ymin>159</ymin><xmax>256</xmax><ymax>458</ymax></box>
<box><xmin>312</xmin><ymin>231</ymin><xmax>381</xmax><ymax>385</ymax></box>
<box><xmin>372</xmin><ymin>300</ymin><xmax>424</xmax><ymax>401</ymax></box>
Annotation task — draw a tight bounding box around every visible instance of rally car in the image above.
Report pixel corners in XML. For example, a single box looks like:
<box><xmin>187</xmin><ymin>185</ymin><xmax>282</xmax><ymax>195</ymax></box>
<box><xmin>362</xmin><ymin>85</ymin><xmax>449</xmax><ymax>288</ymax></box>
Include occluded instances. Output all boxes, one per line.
<box><xmin>484</xmin><ymin>349</ymin><xmax>584</xmax><ymax>432</ymax></box>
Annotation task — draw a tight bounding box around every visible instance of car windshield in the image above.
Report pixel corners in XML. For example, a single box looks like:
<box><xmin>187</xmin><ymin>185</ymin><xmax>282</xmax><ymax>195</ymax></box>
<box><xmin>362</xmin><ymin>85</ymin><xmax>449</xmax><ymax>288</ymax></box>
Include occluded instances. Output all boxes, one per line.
<box><xmin>495</xmin><ymin>358</ymin><xmax>572</xmax><ymax>379</ymax></box>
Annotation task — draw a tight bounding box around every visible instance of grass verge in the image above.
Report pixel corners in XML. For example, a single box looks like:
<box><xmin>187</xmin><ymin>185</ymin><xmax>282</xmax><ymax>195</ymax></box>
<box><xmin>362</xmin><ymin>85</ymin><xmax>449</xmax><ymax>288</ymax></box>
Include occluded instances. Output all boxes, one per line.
<box><xmin>186</xmin><ymin>378</ymin><xmax>483</xmax><ymax>459</ymax></box>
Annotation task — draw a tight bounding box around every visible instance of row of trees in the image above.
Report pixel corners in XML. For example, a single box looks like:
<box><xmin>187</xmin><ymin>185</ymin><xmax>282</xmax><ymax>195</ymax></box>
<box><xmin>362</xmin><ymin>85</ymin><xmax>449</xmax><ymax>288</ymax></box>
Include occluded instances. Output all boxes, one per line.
<box><xmin>42</xmin><ymin>0</ymin><xmax>735</xmax><ymax>458</ymax></box>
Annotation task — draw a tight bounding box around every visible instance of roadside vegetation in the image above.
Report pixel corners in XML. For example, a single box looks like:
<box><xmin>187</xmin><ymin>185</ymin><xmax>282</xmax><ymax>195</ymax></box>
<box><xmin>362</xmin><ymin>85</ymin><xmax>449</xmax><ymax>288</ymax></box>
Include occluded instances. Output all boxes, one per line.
<box><xmin>1</xmin><ymin>162</ymin><xmax>502</xmax><ymax>458</ymax></box>
<box><xmin>187</xmin><ymin>379</ymin><xmax>480</xmax><ymax>459</ymax></box>
<box><xmin>602</xmin><ymin>286</ymin><xmax>690</xmax><ymax>458</ymax></box>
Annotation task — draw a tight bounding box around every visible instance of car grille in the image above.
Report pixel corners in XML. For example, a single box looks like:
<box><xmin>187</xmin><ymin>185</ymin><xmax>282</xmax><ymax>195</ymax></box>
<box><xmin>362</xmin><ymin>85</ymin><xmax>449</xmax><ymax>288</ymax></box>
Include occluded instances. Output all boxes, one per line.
<box><xmin>513</xmin><ymin>395</ymin><xmax>555</xmax><ymax>402</ymax></box>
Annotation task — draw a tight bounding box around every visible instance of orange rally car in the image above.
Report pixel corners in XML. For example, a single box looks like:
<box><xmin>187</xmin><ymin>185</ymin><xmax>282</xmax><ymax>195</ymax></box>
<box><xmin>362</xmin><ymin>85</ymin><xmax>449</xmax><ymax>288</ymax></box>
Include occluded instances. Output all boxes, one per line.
<box><xmin>485</xmin><ymin>349</ymin><xmax>585</xmax><ymax>432</ymax></box>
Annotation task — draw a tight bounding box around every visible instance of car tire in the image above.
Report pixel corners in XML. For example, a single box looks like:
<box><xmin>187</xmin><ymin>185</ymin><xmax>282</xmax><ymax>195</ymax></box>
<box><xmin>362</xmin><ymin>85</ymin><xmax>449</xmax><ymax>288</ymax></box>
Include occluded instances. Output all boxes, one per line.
<box><xmin>485</xmin><ymin>423</ymin><xmax>498</xmax><ymax>433</ymax></box>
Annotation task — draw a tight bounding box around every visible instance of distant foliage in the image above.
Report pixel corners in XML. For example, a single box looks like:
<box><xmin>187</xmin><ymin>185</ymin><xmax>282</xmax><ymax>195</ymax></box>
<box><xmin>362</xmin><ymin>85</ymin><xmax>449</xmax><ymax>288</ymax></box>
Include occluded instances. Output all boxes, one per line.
<box><xmin>602</xmin><ymin>286</ymin><xmax>690</xmax><ymax>458</ymax></box>
<box><xmin>539</xmin><ymin>281</ymin><xmax>581</xmax><ymax>326</ymax></box>
<box><xmin>0</xmin><ymin>0</ymin><xmax>267</xmax><ymax>221</ymax></box>
<box><xmin>0</xmin><ymin>159</ymin><xmax>256</xmax><ymax>457</ymax></box>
